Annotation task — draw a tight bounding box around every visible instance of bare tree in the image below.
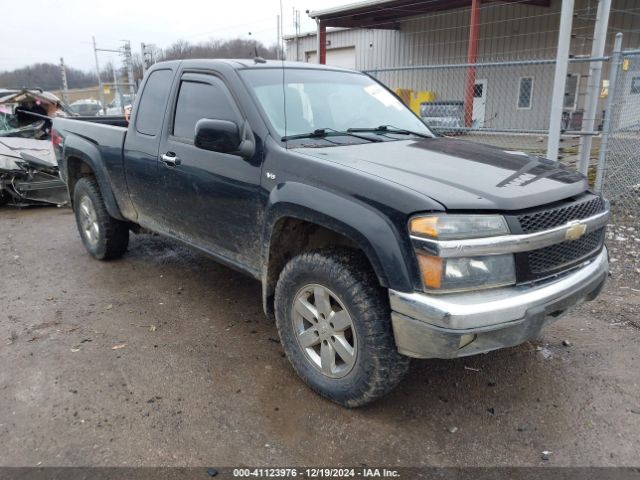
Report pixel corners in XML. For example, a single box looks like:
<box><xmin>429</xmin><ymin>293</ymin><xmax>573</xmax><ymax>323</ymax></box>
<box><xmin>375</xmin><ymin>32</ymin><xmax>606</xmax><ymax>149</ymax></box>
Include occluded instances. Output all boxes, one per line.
<box><xmin>0</xmin><ymin>37</ymin><xmax>284</xmax><ymax>91</ymax></box>
<box><xmin>159</xmin><ymin>37</ymin><xmax>281</xmax><ymax>63</ymax></box>
<box><xmin>0</xmin><ymin>63</ymin><xmax>98</xmax><ymax>90</ymax></box>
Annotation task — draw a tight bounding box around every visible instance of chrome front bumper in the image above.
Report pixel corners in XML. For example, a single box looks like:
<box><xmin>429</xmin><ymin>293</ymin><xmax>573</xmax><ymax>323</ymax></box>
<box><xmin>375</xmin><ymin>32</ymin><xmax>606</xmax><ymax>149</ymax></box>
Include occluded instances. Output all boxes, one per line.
<box><xmin>389</xmin><ymin>248</ymin><xmax>608</xmax><ymax>359</ymax></box>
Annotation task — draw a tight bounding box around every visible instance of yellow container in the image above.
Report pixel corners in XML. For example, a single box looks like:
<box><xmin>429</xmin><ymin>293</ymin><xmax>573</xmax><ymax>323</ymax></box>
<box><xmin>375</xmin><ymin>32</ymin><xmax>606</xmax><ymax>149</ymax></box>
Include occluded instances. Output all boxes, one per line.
<box><xmin>394</xmin><ymin>89</ymin><xmax>436</xmax><ymax>115</ymax></box>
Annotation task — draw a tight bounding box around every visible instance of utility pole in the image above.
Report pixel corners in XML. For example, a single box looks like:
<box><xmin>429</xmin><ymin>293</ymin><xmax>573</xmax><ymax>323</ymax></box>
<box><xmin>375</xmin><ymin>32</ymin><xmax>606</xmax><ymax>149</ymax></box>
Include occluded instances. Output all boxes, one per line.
<box><xmin>280</xmin><ymin>0</ymin><xmax>284</xmax><ymax>60</ymax></box>
<box><xmin>297</xmin><ymin>10</ymin><xmax>301</xmax><ymax>60</ymax></box>
<box><xmin>92</xmin><ymin>36</ymin><xmax>106</xmax><ymax>114</ymax></box>
<box><xmin>276</xmin><ymin>16</ymin><xmax>281</xmax><ymax>60</ymax></box>
<box><xmin>59</xmin><ymin>57</ymin><xmax>69</xmax><ymax>105</ymax></box>
<box><xmin>547</xmin><ymin>0</ymin><xmax>576</xmax><ymax>161</ymax></box>
<box><xmin>141</xmin><ymin>42</ymin><xmax>157</xmax><ymax>76</ymax></box>
<box><xmin>141</xmin><ymin>43</ymin><xmax>147</xmax><ymax>75</ymax></box>
<box><xmin>93</xmin><ymin>37</ymin><xmax>137</xmax><ymax>111</ymax></box>
<box><xmin>123</xmin><ymin>40</ymin><xmax>135</xmax><ymax>96</ymax></box>
<box><xmin>112</xmin><ymin>65</ymin><xmax>124</xmax><ymax>114</ymax></box>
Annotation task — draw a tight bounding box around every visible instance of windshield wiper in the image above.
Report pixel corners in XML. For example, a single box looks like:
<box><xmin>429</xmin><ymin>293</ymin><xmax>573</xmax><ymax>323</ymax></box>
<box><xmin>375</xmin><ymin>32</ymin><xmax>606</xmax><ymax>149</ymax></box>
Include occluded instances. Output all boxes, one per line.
<box><xmin>347</xmin><ymin>125</ymin><xmax>433</xmax><ymax>139</ymax></box>
<box><xmin>282</xmin><ymin>127</ymin><xmax>382</xmax><ymax>142</ymax></box>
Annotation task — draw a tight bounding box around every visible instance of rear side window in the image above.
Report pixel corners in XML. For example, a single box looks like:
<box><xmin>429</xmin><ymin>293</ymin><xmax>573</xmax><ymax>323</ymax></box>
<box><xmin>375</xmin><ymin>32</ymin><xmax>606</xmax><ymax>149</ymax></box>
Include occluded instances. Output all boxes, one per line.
<box><xmin>173</xmin><ymin>77</ymin><xmax>240</xmax><ymax>140</ymax></box>
<box><xmin>135</xmin><ymin>69</ymin><xmax>172</xmax><ymax>136</ymax></box>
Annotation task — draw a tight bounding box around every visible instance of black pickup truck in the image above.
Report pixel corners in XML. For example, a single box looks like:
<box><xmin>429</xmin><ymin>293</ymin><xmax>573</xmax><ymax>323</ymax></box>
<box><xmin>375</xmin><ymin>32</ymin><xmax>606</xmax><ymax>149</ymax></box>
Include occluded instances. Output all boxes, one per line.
<box><xmin>52</xmin><ymin>59</ymin><xmax>609</xmax><ymax>407</ymax></box>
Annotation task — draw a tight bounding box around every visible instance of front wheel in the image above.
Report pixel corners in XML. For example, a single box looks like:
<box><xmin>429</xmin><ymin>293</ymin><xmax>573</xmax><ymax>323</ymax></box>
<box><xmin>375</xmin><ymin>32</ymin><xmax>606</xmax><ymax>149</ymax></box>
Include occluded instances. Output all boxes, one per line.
<box><xmin>274</xmin><ymin>248</ymin><xmax>410</xmax><ymax>407</ymax></box>
<box><xmin>73</xmin><ymin>176</ymin><xmax>129</xmax><ymax>260</ymax></box>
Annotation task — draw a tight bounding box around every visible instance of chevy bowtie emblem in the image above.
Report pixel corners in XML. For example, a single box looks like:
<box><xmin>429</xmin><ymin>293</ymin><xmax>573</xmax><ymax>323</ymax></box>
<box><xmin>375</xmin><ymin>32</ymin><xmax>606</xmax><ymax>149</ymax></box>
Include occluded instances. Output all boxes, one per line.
<box><xmin>565</xmin><ymin>220</ymin><xmax>587</xmax><ymax>241</ymax></box>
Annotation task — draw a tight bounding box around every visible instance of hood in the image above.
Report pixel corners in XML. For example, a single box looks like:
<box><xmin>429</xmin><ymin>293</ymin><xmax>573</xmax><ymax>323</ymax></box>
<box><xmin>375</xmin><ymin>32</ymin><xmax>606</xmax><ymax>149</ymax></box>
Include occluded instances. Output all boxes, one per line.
<box><xmin>296</xmin><ymin>137</ymin><xmax>587</xmax><ymax>211</ymax></box>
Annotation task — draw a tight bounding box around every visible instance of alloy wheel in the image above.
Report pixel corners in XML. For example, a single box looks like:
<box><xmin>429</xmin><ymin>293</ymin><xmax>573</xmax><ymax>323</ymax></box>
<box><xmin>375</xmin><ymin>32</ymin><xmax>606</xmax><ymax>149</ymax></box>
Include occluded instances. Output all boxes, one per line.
<box><xmin>79</xmin><ymin>195</ymin><xmax>99</xmax><ymax>247</ymax></box>
<box><xmin>292</xmin><ymin>284</ymin><xmax>357</xmax><ymax>378</ymax></box>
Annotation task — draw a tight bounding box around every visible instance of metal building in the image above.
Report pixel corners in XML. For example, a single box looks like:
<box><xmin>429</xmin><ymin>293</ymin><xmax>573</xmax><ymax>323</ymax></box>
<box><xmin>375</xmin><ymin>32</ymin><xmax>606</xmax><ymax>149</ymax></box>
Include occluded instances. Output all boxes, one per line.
<box><xmin>285</xmin><ymin>0</ymin><xmax>640</xmax><ymax>133</ymax></box>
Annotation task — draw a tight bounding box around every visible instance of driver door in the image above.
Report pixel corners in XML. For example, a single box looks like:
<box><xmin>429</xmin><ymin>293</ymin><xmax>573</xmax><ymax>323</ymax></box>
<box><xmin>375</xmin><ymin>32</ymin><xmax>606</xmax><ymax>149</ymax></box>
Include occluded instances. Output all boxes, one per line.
<box><xmin>156</xmin><ymin>71</ymin><xmax>263</xmax><ymax>271</ymax></box>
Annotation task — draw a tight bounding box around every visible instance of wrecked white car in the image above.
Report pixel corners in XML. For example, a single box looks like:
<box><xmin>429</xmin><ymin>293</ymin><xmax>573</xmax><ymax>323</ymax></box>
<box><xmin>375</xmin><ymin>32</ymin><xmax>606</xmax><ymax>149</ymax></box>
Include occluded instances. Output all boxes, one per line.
<box><xmin>0</xmin><ymin>89</ymin><xmax>68</xmax><ymax>206</ymax></box>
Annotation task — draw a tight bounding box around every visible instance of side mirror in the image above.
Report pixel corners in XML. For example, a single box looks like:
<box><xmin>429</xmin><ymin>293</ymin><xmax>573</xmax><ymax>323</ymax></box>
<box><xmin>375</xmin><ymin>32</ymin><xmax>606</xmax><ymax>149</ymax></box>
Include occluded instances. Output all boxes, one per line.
<box><xmin>194</xmin><ymin>118</ymin><xmax>255</xmax><ymax>159</ymax></box>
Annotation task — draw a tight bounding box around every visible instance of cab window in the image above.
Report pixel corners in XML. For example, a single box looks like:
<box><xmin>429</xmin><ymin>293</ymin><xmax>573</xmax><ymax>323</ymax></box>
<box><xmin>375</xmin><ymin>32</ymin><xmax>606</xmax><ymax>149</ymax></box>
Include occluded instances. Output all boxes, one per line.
<box><xmin>135</xmin><ymin>69</ymin><xmax>172</xmax><ymax>136</ymax></box>
<box><xmin>173</xmin><ymin>76</ymin><xmax>240</xmax><ymax>141</ymax></box>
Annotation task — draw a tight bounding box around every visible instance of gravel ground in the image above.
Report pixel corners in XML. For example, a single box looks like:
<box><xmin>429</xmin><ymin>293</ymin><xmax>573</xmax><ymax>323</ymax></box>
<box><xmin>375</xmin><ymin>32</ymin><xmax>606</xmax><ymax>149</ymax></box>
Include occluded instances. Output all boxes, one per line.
<box><xmin>0</xmin><ymin>206</ymin><xmax>639</xmax><ymax>467</ymax></box>
<box><xmin>608</xmin><ymin>212</ymin><xmax>640</xmax><ymax>288</ymax></box>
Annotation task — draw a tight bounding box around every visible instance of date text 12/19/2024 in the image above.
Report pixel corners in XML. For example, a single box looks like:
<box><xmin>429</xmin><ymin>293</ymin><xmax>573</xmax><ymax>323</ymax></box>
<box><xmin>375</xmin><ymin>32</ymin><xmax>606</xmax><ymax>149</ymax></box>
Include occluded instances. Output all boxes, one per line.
<box><xmin>232</xmin><ymin>468</ymin><xmax>401</xmax><ymax>478</ymax></box>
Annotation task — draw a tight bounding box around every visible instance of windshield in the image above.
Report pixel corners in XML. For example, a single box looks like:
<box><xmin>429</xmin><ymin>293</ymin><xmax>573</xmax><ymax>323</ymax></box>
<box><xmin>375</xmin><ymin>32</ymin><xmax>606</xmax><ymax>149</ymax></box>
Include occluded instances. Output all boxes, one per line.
<box><xmin>240</xmin><ymin>68</ymin><xmax>433</xmax><ymax>140</ymax></box>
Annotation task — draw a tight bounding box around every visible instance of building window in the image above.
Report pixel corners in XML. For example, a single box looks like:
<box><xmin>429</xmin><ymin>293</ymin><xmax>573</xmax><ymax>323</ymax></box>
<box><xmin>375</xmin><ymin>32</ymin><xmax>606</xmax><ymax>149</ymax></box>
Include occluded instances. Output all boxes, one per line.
<box><xmin>631</xmin><ymin>77</ymin><xmax>640</xmax><ymax>94</ymax></box>
<box><xmin>564</xmin><ymin>73</ymin><xmax>580</xmax><ymax>110</ymax></box>
<box><xmin>517</xmin><ymin>77</ymin><xmax>534</xmax><ymax>109</ymax></box>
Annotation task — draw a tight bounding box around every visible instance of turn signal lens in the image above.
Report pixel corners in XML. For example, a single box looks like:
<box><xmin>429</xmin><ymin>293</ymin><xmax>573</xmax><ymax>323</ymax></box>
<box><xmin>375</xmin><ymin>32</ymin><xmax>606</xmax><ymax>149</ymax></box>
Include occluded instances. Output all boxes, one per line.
<box><xmin>410</xmin><ymin>217</ymin><xmax>439</xmax><ymax>238</ymax></box>
<box><xmin>417</xmin><ymin>254</ymin><xmax>443</xmax><ymax>289</ymax></box>
<box><xmin>416</xmin><ymin>253</ymin><xmax>516</xmax><ymax>292</ymax></box>
<box><xmin>410</xmin><ymin>214</ymin><xmax>509</xmax><ymax>240</ymax></box>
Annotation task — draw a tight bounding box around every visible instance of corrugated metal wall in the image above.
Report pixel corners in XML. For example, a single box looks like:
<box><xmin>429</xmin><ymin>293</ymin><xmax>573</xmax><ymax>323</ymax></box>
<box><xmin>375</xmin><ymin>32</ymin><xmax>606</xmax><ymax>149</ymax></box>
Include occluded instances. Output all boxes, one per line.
<box><xmin>287</xmin><ymin>0</ymin><xmax>640</xmax><ymax>66</ymax></box>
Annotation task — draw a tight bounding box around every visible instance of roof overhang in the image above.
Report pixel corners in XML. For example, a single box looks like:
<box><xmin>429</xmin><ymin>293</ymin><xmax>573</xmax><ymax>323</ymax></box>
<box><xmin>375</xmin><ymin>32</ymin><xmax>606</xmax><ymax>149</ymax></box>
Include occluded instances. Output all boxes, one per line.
<box><xmin>283</xmin><ymin>27</ymin><xmax>349</xmax><ymax>41</ymax></box>
<box><xmin>309</xmin><ymin>0</ymin><xmax>551</xmax><ymax>29</ymax></box>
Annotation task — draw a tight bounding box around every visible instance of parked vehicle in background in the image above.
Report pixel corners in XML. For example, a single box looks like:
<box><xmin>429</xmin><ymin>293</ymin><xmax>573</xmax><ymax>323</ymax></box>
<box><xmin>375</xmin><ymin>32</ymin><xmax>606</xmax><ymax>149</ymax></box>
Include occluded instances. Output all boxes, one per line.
<box><xmin>0</xmin><ymin>140</ymin><xmax>67</xmax><ymax>206</ymax></box>
<box><xmin>100</xmin><ymin>94</ymin><xmax>134</xmax><ymax>116</ymax></box>
<box><xmin>420</xmin><ymin>100</ymin><xmax>465</xmax><ymax>135</ymax></box>
<box><xmin>1</xmin><ymin>88</ymin><xmax>69</xmax><ymax>134</ymax></box>
<box><xmin>69</xmin><ymin>99</ymin><xmax>103</xmax><ymax>116</ymax></box>
<box><xmin>53</xmin><ymin>60</ymin><xmax>609</xmax><ymax>407</ymax></box>
<box><xmin>0</xmin><ymin>89</ymin><xmax>68</xmax><ymax>206</ymax></box>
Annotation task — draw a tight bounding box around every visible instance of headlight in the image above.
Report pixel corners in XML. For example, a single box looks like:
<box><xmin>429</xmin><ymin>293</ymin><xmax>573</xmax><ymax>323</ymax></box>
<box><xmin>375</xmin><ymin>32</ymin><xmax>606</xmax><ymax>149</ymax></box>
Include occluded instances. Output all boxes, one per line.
<box><xmin>410</xmin><ymin>214</ymin><xmax>515</xmax><ymax>292</ymax></box>
<box><xmin>410</xmin><ymin>214</ymin><xmax>509</xmax><ymax>239</ymax></box>
<box><xmin>416</xmin><ymin>253</ymin><xmax>516</xmax><ymax>291</ymax></box>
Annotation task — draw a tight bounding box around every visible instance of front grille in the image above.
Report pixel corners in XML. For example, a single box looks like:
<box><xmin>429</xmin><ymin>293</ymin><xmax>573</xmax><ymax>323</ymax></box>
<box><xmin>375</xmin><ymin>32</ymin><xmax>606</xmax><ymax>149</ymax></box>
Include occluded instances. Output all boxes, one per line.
<box><xmin>517</xmin><ymin>196</ymin><xmax>604</xmax><ymax>233</ymax></box>
<box><xmin>527</xmin><ymin>228</ymin><xmax>605</xmax><ymax>275</ymax></box>
<box><xmin>512</xmin><ymin>194</ymin><xmax>607</xmax><ymax>283</ymax></box>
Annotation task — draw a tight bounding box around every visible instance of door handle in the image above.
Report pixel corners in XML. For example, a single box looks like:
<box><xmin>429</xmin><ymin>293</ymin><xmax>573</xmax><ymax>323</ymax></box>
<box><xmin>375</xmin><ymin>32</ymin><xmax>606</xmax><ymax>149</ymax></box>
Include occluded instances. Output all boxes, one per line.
<box><xmin>161</xmin><ymin>152</ymin><xmax>181</xmax><ymax>167</ymax></box>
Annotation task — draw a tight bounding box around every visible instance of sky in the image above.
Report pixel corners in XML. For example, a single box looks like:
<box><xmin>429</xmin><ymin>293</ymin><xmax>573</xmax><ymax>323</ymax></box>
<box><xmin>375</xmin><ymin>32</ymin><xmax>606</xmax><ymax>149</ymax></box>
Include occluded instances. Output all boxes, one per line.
<box><xmin>0</xmin><ymin>0</ymin><xmax>348</xmax><ymax>72</ymax></box>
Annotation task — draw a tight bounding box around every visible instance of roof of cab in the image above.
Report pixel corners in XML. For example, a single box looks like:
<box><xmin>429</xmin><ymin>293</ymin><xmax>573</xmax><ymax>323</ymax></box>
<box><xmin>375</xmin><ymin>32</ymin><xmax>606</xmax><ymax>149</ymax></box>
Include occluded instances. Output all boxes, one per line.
<box><xmin>151</xmin><ymin>58</ymin><xmax>357</xmax><ymax>72</ymax></box>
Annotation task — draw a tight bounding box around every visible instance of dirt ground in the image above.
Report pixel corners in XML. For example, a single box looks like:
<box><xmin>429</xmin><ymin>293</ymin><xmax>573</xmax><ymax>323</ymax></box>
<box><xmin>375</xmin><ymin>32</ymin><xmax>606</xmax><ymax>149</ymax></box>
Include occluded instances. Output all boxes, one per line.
<box><xmin>1</xmin><ymin>206</ymin><xmax>639</xmax><ymax>467</ymax></box>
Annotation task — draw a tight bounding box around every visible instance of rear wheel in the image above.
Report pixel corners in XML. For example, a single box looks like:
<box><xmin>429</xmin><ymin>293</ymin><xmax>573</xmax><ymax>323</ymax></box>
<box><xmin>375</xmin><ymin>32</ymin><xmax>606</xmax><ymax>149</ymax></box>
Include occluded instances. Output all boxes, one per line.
<box><xmin>274</xmin><ymin>248</ymin><xmax>410</xmax><ymax>407</ymax></box>
<box><xmin>73</xmin><ymin>176</ymin><xmax>129</xmax><ymax>260</ymax></box>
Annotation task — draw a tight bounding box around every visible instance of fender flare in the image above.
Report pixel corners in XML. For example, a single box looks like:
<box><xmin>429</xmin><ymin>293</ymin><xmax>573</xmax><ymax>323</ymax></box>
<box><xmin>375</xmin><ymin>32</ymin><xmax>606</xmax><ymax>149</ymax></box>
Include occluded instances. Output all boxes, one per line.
<box><xmin>62</xmin><ymin>134</ymin><xmax>126</xmax><ymax>221</ymax></box>
<box><xmin>262</xmin><ymin>182</ymin><xmax>415</xmax><ymax>297</ymax></box>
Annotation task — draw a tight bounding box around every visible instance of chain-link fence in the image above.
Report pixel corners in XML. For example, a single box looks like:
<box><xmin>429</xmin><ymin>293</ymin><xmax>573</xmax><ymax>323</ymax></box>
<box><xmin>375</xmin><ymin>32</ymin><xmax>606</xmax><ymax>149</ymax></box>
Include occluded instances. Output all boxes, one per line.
<box><xmin>601</xmin><ymin>49</ymin><xmax>640</xmax><ymax>216</ymax></box>
<box><xmin>365</xmin><ymin>56</ymin><xmax>608</xmax><ymax>167</ymax></box>
<box><xmin>363</xmin><ymin>47</ymin><xmax>640</xmax><ymax>218</ymax></box>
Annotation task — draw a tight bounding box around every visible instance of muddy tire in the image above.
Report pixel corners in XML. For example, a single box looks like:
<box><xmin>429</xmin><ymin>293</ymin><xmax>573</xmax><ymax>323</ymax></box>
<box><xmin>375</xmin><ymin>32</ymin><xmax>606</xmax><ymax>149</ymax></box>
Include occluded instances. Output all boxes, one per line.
<box><xmin>73</xmin><ymin>176</ymin><xmax>129</xmax><ymax>260</ymax></box>
<box><xmin>274</xmin><ymin>248</ymin><xmax>410</xmax><ymax>407</ymax></box>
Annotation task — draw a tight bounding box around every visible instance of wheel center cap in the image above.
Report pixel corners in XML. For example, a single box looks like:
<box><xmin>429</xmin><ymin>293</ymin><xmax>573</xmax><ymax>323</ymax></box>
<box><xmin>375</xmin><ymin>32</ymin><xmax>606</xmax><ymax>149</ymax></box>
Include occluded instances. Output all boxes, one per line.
<box><xmin>318</xmin><ymin>320</ymin><xmax>331</xmax><ymax>339</ymax></box>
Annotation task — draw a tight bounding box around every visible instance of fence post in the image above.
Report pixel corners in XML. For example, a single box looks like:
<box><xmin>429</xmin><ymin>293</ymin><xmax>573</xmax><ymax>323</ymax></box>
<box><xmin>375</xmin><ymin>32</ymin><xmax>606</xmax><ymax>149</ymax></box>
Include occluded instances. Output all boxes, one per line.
<box><xmin>577</xmin><ymin>0</ymin><xmax>612</xmax><ymax>175</ymax></box>
<box><xmin>547</xmin><ymin>0</ymin><xmax>575</xmax><ymax>161</ymax></box>
<box><xmin>464</xmin><ymin>0</ymin><xmax>481</xmax><ymax>128</ymax></box>
<box><xmin>92</xmin><ymin>36</ymin><xmax>106</xmax><ymax>115</ymax></box>
<box><xmin>595</xmin><ymin>32</ymin><xmax>623</xmax><ymax>193</ymax></box>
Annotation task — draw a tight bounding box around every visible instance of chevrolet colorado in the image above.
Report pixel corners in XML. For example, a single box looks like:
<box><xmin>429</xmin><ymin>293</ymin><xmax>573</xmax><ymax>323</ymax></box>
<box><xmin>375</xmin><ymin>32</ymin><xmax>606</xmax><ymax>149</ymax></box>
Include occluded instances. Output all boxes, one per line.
<box><xmin>52</xmin><ymin>60</ymin><xmax>609</xmax><ymax>407</ymax></box>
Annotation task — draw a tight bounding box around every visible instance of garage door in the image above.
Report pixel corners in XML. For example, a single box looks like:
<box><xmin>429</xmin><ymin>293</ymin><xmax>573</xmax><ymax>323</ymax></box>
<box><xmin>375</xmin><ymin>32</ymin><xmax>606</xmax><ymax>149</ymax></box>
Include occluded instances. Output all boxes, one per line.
<box><xmin>306</xmin><ymin>47</ymin><xmax>356</xmax><ymax>70</ymax></box>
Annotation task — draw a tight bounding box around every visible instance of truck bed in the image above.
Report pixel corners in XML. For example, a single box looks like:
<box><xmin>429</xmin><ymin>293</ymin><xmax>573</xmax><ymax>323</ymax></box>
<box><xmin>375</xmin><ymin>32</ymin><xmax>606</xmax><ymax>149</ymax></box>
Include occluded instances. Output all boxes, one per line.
<box><xmin>54</xmin><ymin>117</ymin><xmax>128</xmax><ymax>151</ymax></box>
<box><xmin>53</xmin><ymin>116</ymin><xmax>130</xmax><ymax>215</ymax></box>
<box><xmin>67</xmin><ymin>115</ymin><xmax>129</xmax><ymax>128</ymax></box>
